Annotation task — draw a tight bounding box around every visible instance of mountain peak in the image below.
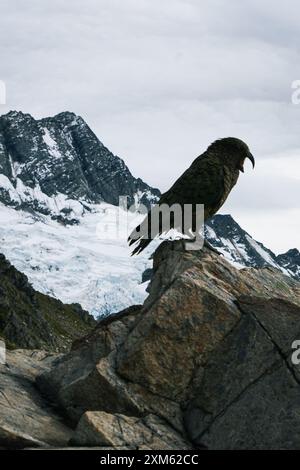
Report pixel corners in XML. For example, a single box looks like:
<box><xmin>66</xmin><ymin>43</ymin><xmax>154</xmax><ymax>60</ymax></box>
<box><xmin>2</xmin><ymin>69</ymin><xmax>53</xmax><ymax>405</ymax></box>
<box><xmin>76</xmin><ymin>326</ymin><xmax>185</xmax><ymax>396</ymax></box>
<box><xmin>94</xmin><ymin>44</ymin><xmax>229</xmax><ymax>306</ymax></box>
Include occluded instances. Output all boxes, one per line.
<box><xmin>54</xmin><ymin>110</ymin><xmax>77</xmax><ymax>118</ymax></box>
<box><xmin>0</xmin><ymin>110</ymin><xmax>160</xmax><ymax>221</ymax></box>
<box><xmin>282</xmin><ymin>248</ymin><xmax>300</xmax><ymax>256</ymax></box>
<box><xmin>209</xmin><ymin>213</ymin><xmax>235</xmax><ymax>226</ymax></box>
<box><xmin>48</xmin><ymin>111</ymin><xmax>83</xmax><ymax>125</ymax></box>
<box><xmin>275</xmin><ymin>248</ymin><xmax>300</xmax><ymax>279</ymax></box>
<box><xmin>205</xmin><ymin>213</ymin><xmax>300</xmax><ymax>279</ymax></box>
<box><xmin>1</xmin><ymin>110</ymin><xmax>35</xmax><ymax>123</ymax></box>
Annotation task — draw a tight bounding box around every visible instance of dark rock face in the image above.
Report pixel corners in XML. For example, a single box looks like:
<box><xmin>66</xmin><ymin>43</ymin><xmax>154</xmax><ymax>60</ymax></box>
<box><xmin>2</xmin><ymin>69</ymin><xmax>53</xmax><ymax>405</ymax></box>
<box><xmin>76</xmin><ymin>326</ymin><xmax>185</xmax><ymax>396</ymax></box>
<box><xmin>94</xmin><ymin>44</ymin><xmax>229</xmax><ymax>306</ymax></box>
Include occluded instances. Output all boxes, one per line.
<box><xmin>0</xmin><ymin>111</ymin><xmax>160</xmax><ymax>220</ymax></box>
<box><xmin>185</xmin><ymin>297</ymin><xmax>300</xmax><ymax>449</ymax></box>
<box><xmin>0</xmin><ymin>253</ymin><xmax>95</xmax><ymax>352</ymax></box>
<box><xmin>0</xmin><ymin>349</ymin><xmax>72</xmax><ymax>448</ymax></box>
<box><xmin>0</xmin><ymin>343</ymin><xmax>189</xmax><ymax>449</ymax></box>
<box><xmin>34</xmin><ymin>241</ymin><xmax>300</xmax><ymax>449</ymax></box>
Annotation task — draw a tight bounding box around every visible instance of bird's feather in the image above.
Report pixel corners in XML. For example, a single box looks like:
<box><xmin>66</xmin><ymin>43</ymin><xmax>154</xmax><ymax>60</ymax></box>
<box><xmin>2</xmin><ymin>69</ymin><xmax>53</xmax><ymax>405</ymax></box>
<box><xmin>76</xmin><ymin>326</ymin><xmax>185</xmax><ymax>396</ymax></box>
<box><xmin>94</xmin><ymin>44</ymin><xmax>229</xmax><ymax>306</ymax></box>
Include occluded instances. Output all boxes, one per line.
<box><xmin>128</xmin><ymin>139</ymin><xmax>246</xmax><ymax>255</ymax></box>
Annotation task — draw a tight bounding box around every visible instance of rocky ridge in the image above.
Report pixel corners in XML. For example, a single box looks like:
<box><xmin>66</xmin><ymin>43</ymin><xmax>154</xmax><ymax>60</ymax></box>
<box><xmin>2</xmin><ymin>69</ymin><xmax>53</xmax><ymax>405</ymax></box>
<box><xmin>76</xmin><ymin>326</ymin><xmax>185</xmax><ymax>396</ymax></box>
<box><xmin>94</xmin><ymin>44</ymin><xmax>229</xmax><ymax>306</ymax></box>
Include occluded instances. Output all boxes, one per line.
<box><xmin>1</xmin><ymin>241</ymin><xmax>299</xmax><ymax>449</ymax></box>
<box><xmin>0</xmin><ymin>253</ymin><xmax>95</xmax><ymax>352</ymax></box>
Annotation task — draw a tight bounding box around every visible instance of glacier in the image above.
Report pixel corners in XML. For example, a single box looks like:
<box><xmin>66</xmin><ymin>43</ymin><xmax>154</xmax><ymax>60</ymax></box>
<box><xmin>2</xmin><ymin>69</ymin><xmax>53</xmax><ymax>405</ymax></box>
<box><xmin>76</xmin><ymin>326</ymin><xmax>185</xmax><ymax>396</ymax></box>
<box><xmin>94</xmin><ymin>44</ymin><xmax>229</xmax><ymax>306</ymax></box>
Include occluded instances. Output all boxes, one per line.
<box><xmin>0</xmin><ymin>202</ymin><xmax>154</xmax><ymax>318</ymax></box>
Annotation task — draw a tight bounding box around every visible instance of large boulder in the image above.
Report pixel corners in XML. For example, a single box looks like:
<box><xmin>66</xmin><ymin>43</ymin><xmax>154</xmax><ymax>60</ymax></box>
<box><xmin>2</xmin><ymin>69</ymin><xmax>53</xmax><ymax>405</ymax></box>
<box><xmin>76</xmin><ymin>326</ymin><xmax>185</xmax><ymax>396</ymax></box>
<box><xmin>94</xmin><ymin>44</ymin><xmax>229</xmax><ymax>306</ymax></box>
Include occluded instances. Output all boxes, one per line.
<box><xmin>36</xmin><ymin>241</ymin><xmax>300</xmax><ymax>449</ymax></box>
<box><xmin>70</xmin><ymin>411</ymin><xmax>191</xmax><ymax>450</ymax></box>
<box><xmin>0</xmin><ymin>349</ymin><xmax>72</xmax><ymax>448</ymax></box>
<box><xmin>37</xmin><ymin>305</ymin><xmax>184</xmax><ymax>432</ymax></box>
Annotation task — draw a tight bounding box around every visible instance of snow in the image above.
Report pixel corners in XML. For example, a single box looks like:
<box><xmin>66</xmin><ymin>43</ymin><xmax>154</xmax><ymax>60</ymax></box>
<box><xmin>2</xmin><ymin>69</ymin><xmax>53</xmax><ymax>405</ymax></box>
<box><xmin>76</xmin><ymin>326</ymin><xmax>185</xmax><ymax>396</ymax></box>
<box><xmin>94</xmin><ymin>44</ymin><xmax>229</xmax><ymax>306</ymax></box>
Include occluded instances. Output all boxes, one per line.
<box><xmin>245</xmin><ymin>235</ymin><xmax>278</xmax><ymax>267</ymax></box>
<box><xmin>10</xmin><ymin>158</ymin><xmax>24</xmax><ymax>178</ymax></box>
<box><xmin>0</xmin><ymin>174</ymin><xmax>20</xmax><ymax>202</ymax></box>
<box><xmin>133</xmin><ymin>190</ymin><xmax>159</xmax><ymax>208</ymax></box>
<box><xmin>0</xmin><ymin>202</ymin><xmax>153</xmax><ymax>318</ymax></box>
<box><xmin>42</xmin><ymin>127</ymin><xmax>63</xmax><ymax>159</ymax></box>
<box><xmin>215</xmin><ymin>238</ymin><xmax>245</xmax><ymax>269</ymax></box>
<box><xmin>0</xmin><ymin>171</ymin><xmax>88</xmax><ymax>219</ymax></box>
<box><xmin>205</xmin><ymin>225</ymin><xmax>217</xmax><ymax>239</ymax></box>
<box><xmin>0</xmin><ymin>197</ymin><xmax>296</xmax><ymax>318</ymax></box>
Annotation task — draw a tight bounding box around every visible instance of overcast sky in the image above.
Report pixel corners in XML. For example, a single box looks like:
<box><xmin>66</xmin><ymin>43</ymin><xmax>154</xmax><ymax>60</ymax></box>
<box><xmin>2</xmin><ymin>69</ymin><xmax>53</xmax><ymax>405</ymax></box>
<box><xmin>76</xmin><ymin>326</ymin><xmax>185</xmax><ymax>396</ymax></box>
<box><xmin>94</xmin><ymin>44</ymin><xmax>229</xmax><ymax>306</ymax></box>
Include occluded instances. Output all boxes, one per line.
<box><xmin>0</xmin><ymin>0</ymin><xmax>299</xmax><ymax>253</ymax></box>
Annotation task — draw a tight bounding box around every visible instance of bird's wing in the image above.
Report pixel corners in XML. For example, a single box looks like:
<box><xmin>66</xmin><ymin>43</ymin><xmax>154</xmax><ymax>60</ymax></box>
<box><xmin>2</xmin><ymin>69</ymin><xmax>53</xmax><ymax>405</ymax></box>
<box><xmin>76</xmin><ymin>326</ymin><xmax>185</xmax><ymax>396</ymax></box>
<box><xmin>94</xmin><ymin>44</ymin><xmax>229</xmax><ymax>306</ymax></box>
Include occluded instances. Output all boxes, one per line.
<box><xmin>128</xmin><ymin>155</ymin><xmax>225</xmax><ymax>254</ymax></box>
<box><xmin>160</xmin><ymin>154</ymin><xmax>225</xmax><ymax>213</ymax></box>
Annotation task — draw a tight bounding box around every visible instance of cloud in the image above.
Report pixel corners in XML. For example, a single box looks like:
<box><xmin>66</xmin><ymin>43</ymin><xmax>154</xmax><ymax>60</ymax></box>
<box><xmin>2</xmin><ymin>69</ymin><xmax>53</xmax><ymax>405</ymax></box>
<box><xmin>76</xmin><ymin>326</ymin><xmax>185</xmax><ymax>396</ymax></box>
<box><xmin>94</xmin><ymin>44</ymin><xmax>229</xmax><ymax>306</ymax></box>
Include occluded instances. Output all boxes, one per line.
<box><xmin>0</xmin><ymin>0</ymin><xmax>299</xmax><ymax>251</ymax></box>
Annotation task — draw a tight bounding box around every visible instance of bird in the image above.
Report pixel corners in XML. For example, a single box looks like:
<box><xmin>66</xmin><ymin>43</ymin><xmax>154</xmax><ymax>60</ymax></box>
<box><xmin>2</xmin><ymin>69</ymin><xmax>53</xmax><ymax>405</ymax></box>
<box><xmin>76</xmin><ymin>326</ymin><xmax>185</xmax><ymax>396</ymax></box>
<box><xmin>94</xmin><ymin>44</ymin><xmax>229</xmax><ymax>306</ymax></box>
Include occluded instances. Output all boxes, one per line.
<box><xmin>128</xmin><ymin>137</ymin><xmax>255</xmax><ymax>255</ymax></box>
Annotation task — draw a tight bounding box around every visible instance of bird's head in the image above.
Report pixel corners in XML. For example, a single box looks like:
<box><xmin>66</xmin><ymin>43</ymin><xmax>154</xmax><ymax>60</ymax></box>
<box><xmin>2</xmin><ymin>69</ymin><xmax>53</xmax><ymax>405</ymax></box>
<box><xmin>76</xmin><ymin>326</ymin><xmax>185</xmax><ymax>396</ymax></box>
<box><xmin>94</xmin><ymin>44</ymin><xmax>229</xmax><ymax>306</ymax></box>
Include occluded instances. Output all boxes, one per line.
<box><xmin>208</xmin><ymin>137</ymin><xmax>255</xmax><ymax>173</ymax></box>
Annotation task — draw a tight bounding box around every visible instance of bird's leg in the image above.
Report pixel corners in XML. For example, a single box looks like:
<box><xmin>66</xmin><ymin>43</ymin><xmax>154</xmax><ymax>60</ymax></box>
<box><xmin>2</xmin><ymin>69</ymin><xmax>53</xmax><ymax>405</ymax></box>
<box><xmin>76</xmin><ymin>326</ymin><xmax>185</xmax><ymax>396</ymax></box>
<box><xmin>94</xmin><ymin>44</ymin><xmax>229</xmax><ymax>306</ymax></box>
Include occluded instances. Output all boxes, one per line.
<box><xmin>184</xmin><ymin>227</ymin><xmax>222</xmax><ymax>256</ymax></box>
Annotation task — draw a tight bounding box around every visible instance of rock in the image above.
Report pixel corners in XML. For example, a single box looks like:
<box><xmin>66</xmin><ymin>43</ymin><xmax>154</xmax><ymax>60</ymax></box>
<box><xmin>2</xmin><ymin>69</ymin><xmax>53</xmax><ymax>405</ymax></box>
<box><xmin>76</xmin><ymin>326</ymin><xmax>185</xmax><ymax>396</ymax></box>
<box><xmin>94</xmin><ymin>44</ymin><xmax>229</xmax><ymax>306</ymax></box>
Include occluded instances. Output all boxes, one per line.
<box><xmin>0</xmin><ymin>349</ymin><xmax>73</xmax><ymax>449</ymax></box>
<box><xmin>181</xmin><ymin>295</ymin><xmax>300</xmax><ymax>449</ymax></box>
<box><xmin>0</xmin><ymin>253</ymin><xmax>96</xmax><ymax>352</ymax></box>
<box><xmin>117</xmin><ymin>278</ymin><xmax>241</xmax><ymax>401</ymax></box>
<box><xmin>116</xmin><ymin>240</ymin><xmax>299</xmax><ymax>402</ymax></box>
<box><xmin>183</xmin><ymin>312</ymin><xmax>281</xmax><ymax>440</ymax></box>
<box><xmin>198</xmin><ymin>365</ymin><xmax>300</xmax><ymax>450</ymax></box>
<box><xmin>70</xmin><ymin>411</ymin><xmax>191</xmax><ymax>450</ymax></box>
<box><xmin>37</xmin><ymin>306</ymin><xmax>183</xmax><ymax>431</ymax></box>
<box><xmin>237</xmin><ymin>296</ymin><xmax>300</xmax><ymax>354</ymax></box>
<box><xmin>37</xmin><ymin>306</ymin><xmax>144</xmax><ymax>411</ymax></box>
<box><xmin>0</xmin><ymin>426</ymin><xmax>48</xmax><ymax>449</ymax></box>
<box><xmin>35</xmin><ymin>241</ymin><xmax>300</xmax><ymax>449</ymax></box>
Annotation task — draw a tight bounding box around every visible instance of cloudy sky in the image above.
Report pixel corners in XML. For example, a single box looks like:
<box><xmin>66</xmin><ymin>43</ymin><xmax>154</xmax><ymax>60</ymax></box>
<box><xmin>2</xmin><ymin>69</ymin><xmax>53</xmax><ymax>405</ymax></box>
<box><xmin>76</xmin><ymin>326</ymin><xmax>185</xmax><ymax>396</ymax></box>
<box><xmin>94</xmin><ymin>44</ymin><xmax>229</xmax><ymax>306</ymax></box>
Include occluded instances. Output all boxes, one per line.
<box><xmin>0</xmin><ymin>0</ymin><xmax>299</xmax><ymax>253</ymax></box>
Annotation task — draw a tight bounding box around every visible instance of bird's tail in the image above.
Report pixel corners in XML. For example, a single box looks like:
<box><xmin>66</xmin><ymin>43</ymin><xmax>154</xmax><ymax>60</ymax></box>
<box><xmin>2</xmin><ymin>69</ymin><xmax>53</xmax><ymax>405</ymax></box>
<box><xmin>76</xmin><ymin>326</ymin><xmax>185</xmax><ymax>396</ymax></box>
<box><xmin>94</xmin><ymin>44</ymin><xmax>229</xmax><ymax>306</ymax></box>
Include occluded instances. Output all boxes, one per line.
<box><xmin>129</xmin><ymin>236</ymin><xmax>152</xmax><ymax>256</ymax></box>
<box><xmin>128</xmin><ymin>214</ymin><xmax>152</xmax><ymax>255</ymax></box>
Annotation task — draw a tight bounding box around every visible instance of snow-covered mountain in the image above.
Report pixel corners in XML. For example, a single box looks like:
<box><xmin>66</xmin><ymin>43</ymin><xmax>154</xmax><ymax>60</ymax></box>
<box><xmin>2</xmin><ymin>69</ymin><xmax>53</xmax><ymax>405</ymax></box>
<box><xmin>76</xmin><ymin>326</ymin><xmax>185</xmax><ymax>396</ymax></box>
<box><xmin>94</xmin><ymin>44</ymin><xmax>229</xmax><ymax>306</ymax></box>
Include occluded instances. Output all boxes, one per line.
<box><xmin>205</xmin><ymin>214</ymin><xmax>300</xmax><ymax>280</ymax></box>
<box><xmin>0</xmin><ymin>110</ymin><xmax>298</xmax><ymax>318</ymax></box>
<box><xmin>0</xmin><ymin>110</ymin><xmax>160</xmax><ymax>222</ymax></box>
<box><xmin>275</xmin><ymin>248</ymin><xmax>300</xmax><ymax>280</ymax></box>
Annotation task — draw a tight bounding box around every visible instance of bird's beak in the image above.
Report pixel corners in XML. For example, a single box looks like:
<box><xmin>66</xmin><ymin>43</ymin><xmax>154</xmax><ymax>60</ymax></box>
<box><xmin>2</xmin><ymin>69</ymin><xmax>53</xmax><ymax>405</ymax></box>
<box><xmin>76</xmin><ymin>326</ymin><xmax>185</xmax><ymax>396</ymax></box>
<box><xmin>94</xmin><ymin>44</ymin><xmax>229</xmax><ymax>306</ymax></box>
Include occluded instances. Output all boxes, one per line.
<box><xmin>247</xmin><ymin>152</ymin><xmax>255</xmax><ymax>169</ymax></box>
